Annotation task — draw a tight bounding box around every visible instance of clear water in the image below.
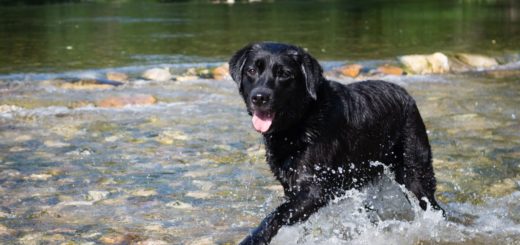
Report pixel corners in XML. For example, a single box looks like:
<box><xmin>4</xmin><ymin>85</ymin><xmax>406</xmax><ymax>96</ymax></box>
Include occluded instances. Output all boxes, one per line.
<box><xmin>0</xmin><ymin>0</ymin><xmax>519</xmax><ymax>244</ymax></box>
<box><xmin>1</xmin><ymin>0</ymin><xmax>519</xmax><ymax>74</ymax></box>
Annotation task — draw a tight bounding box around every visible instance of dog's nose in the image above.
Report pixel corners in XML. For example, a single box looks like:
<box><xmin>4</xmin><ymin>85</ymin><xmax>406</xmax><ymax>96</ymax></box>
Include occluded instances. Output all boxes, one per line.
<box><xmin>251</xmin><ymin>92</ymin><xmax>270</xmax><ymax>106</ymax></box>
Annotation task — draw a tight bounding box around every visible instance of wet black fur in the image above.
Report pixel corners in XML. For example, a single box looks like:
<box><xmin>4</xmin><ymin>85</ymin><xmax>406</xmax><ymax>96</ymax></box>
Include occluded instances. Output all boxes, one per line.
<box><xmin>229</xmin><ymin>42</ymin><xmax>443</xmax><ymax>245</ymax></box>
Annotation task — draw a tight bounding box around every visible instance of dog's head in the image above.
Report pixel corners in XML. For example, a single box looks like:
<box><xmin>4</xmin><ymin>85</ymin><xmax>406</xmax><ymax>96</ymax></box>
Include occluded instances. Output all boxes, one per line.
<box><xmin>229</xmin><ymin>42</ymin><xmax>323</xmax><ymax>134</ymax></box>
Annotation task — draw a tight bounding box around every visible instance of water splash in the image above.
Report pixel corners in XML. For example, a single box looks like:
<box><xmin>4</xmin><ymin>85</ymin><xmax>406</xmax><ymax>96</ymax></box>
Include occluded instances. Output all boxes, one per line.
<box><xmin>272</xmin><ymin>163</ymin><xmax>520</xmax><ymax>245</ymax></box>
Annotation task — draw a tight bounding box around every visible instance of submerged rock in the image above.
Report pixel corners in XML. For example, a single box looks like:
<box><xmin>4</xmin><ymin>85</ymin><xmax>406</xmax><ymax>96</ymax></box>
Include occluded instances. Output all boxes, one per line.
<box><xmin>175</xmin><ymin>75</ymin><xmax>199</xmax><ymax>82</ymax></box>
<box><xmin>399</xmin><ymin>52</ymin><xmax>449</xmax><ymax>74</ymax></box>
<box><xmin>99</xmin><ymin>233</ymin><xmax>141</xmax><ymax>245</ymax></box>
<box><xmin>166</xmin><ymin>201</ymin><xmax>194</xmax><ymax>210</ymax></box>
<box><xmin>43</xmin><ymin>140</ymin><xmax>71</xmax><ymax>148</ymax></box>
<box><xmin>482</xmin><ymin>69</ymin><xmax>520</xmax><ymax>79</ymax></box>
<box><xmin>58</xmin><ymin>78</ymin><xmax>124</xmax><ymax>90</ymax></box>
<box><xmin>96</xmin><ymin>94</ymin><xmax>157</xmax><ymax>108</ymax></box>
<box><xmin>142</xmin><ymin>68</ymin><xmax>173</xmax><ymax>81</ymax></box>
<box><xmin>186</xmin><ymin>237</ymin><xmax>214</xmax><ymax>245</ymax></box>
<box><xmin>376</xmin><ymin>64</ymin><xmax>405</xmax><ymax>75</ymax></box>
<box><xmin>339</xmin><ymin>64</ymin><xmax>363</xmax><ymax>77</ymax></box>
<box><xmin>185</xmin><ymin>191</ymin><xmax>211</xmax><ymax>199</ymax></box>
<box><xmin>87</xmin><ymin>190</ymin><xmax>110</xmax><ymax>202</ymax></box>
<box><xmin>454</xmin><ymin>53</ymin><xmax>498</xmax><ymax>68</ymax></box>
<box><xmin>137</xmin><ymin>240</ymin><xmax>169</xmax><ymax>245</ymax></box>
<box><xmin>106</xmin><ymin>72</ymin><xmax>129</xmax><ymax>82</ymax></box>
<box><xmin>156</xmin><ymin>130</ymin><xmax>190</xmax><ymax>145</ymax></box>
<box><xmin>483</xmin><ymin>178</ymin><xmax>518</xmax><ymax>197</ymax></box>
<box><xmin>0</xmin><ymin>104</ymin><xmax>22</xmax><ymax>113</ymax></box>
<box><xmin>27</xmin><ymin>173</ymin><xmax>53</xmax><ymax>181</ymax></box>
<box><xmin>19</xmin><ymin>232</ymin><xmax>45</xmax><ymax>245</ymax></box>
<box><xmin>0</xmin><ymin>224</ymin><xmax>15</xmax><ymax>236</ymax></box>
<box><xmin>130</xmin><ymin>189</ymin><xmax>157</xmax><ymax>197</ymax></box>
<box><xmin>67</xmin><ymin>100</ymin><xmax>92</xmax><ymax>109</ymax></box>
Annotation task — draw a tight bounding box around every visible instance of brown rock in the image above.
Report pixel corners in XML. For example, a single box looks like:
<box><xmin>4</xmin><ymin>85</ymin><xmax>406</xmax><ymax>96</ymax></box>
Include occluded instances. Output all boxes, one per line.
<box><xmin>339</xmin><ymin>64</ymin><xmax>363</xmax><ymax>77</ymax></box>
<box><xmin>377</xmin><ymin>65</ymin><xmax>405</xmax><ymax>75</ymax></box>
<box><xmin>106</xmin><ymin>72</ymin><xmax>129</xmax><ymax>82</ymax></box>
<box><xmin>212</xmin><ymin>64</ymin><xmax>230</xmax><ymax>80</ymax></box>
<box><xmin>97</xmin><ymin>95</ymin><xmax>157</xmax><ymax>108</ymax></box>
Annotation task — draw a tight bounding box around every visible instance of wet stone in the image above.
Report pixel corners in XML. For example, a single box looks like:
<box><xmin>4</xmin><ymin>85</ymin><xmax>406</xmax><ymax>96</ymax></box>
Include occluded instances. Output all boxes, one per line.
<box><xmin>99</xmin><ymin>233</ymin><xmax>141</xmax><ymax>245</ymax></box>
<box><xmin>166</xmin><ymin>201</ymin><xmax>194</xmax><ymax>210</ymax></box>
<box><xmin>67</xmin><ymin>100</ymin><xmax>92</xmax><ymax>109</ymax></box>
<box><xmin>50</xmin><ymin>124</ymin><xmax>84</xmax><ymax>139</ymax></box>
<box><xmin>454</xmin><ymin>53</ymin><xmax>498</xmax><ymax>68</ymax></box>
<box><xmin>186</xmin><ymin>191</ymin><xmax>211</xmax><ymax>199</ymax></box>
<box><xmin>399</xmin><ymin>52</ymin><xmax>449</xmax><ymax>74</ymax></box>
<box><xmin>156</xmin><ymin>130</ymin><xmax>189</xmax><ymax>145</ymax></box>
<box><xmin>193</xmin><ymin>180</ymin><xmax>214</xmax><ymax>191</ymax></box>
<box><xmin>377</xmin><ymin>65</ymin><xmax>405</xmax><ymax>76</ymax></box>
<box><xmin>106</xmin><ymin>72</ymin><xmax>129</xmax><ymax>82</ymax></box>
<box><xmin>96</xmin><ymin>94</ymin><xmax>157</xmax><ymax>108</ymax></box>
<box><xmin>104</xmin><ymin>135</ymin><xmax>120</xmax><ymax>142</ymax></box>
<box><xmin>482</xmin><ymin>69</ymin><xmax>520</xmax><ymax>79</ymax></box>
<box><xmin>19</xmin><ymin>232</ymin><xmax>44</xmax><ymax>245</ymax></box>
<box><xmin>136</xmin><ymin>239</ymin><xmax>169</xmax><ymax>245</ymax></box>
<box><xmin>212</xmin><ymin>63</ymin><xmax>230</xmax><ymax>80</ymax></box>
<box><xmin>130</xmin><ymin>189</ymin><xmax>158</xmax><ymax>197</ymax></box>
<box><xmin>44</xmin><ymin>140</ymin><xmax>71</xmax><ymax>148</ymax></box>
<box><xmin>14</xmin><ymin>135</ymin><xmax>32</xmax><ymax>142</ymax></box>
<box><xmin>339</xmin><ymin>64</ymin><xmax>363</xmax><ymax>77</ymax></box>
<box><xmin>0</xmin><ymin>104</ymin><xmax>22</xmax><ymax>113</ymax></box>
<box><xmin>0</xmin><ymin>224</ymin><xmax>15</xmax><ymax>236</ymax></box>
<box><xmin>185</xmin><ymin>67</ymin><xmax>212</xmax><ymax>79</ymax></box>
<box><xmin>483</xmin><ymin>178</ymin><xmax>518</xmax><ymax>197</ymax></box>
<box><xmin>175</xmin><ymin>75</ymin><xmax>199</xmax><ymax>82</ymax></box>
<box><xmin>186</xmin><ymin>236</ymin><xmax>214</xmax><ymax>245</ymax></box>
<box><xmin>86</xmin><ymin>190</ymin><xmax>110</xmax><ymax>202</ymax></box>
<box><xmin>57</xmin><ymin>79</ymin><xmax>122</xmax><ymax>90</ymax></box>
<box><xmin>142</xmin><ymin>68</ymin><xmax>173</xmax><ymax>81</ymax></box>
<box><xmin>27</xmin><ymin>173</ymin><xmax>53</xmax><ymax>181</ymax></box>
<box><xmin>247</xmin><ymin>145</ymin><xmax>266</xmax><ymax>159</ymax></box>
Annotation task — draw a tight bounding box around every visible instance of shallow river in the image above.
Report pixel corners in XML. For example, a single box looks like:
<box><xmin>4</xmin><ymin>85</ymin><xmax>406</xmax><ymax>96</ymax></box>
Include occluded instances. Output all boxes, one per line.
<box><xmin>1</xmin><ymin>0</ymin><xmax>520</xmax><ymax>244</ymax></box>
<box><xmin>1</xmin><ymin>62</ymin><xmax>519</xmax><ymax>244</ymax></box>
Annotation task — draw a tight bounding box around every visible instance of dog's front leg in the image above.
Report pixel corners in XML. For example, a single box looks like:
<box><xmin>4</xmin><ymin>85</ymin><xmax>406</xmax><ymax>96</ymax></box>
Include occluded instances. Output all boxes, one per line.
<box><xmin>239</xmin><ymin>183</ymin><xmax>327</xmax><ymax>245</ymax></box>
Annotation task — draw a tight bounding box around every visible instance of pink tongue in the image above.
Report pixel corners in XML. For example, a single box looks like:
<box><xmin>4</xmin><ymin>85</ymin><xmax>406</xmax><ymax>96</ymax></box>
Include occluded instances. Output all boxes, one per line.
<box><xmin>252</xmin><ymin>112</ymin><xmax>273</xmax><ymax>133</ymax></box>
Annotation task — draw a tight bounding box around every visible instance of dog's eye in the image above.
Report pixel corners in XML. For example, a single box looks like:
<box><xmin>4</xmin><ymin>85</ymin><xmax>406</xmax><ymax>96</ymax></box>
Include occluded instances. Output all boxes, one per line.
<box><xmin>277</xmin><ymin>70</ymin><xmax>293</xmax><ymax>80</ymax></box>
<box><xmin>247</xmin><ymin>68</ymin><xmax>257</xmax><ymax>76</ymax></box>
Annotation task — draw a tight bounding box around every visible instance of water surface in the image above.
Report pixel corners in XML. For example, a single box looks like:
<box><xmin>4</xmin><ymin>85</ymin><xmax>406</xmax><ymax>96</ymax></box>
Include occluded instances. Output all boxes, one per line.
<box><xmin>1</xmin><ymin>0</ymin><xmax>519</xmax><ymax>73</ymax></box>
<box><xmin>0</xmin><ymin>0</ymin><xmax>519</xmax><ymax>244</ymax></box>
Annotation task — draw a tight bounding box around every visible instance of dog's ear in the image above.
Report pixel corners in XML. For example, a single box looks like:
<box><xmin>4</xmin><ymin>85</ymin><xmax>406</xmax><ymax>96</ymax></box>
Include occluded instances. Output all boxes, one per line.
<box><xmin>229</xmin><ymin>44</ymin><xmax>253</xmax><ymax>89</ymax></box>
<box><xmin>299</xmin><ymin>49</ymin><xmax>323</xmax><ymax>100</ymax></box>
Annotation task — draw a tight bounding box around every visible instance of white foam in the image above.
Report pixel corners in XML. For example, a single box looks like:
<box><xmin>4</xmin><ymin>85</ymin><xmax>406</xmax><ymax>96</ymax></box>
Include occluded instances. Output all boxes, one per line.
<box><xmin>271</xmin><ymin>165</ymin><xmax>520</xmax><ymax>245</ymax></box>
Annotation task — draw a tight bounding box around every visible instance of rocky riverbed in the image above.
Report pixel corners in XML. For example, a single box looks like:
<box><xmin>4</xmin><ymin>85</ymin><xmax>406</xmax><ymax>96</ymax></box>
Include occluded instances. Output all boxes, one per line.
<box><xmin>1</xmin><ymin>55</ymin><xmax>520</xmax><ymax>244</ymax></box>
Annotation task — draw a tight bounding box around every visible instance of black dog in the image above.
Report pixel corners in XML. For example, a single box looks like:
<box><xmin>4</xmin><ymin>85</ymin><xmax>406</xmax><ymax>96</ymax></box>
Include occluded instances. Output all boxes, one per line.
<box><xmin>229</xmin><ymin>42</ymin><xmax>443</xmax><ymax>245</ymax></box>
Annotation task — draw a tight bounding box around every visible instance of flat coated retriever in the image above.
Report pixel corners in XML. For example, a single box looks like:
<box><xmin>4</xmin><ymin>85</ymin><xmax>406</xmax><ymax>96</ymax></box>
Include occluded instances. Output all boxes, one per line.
<box><xmin>229</xmin><ymin>42</ymin><xmax>444</xmax><ymax>245</ymax></box>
